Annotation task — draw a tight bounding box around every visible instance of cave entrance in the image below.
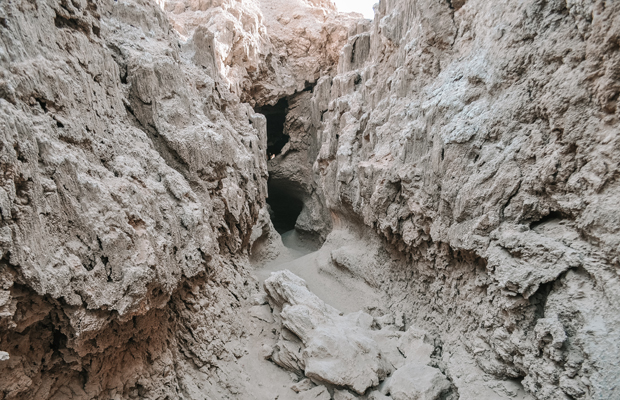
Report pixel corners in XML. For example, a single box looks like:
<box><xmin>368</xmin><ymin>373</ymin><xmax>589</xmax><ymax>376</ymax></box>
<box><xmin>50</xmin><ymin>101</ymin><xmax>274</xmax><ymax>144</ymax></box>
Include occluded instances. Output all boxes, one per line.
<box><xmin>255</xmin><ymin>97</ymin><xmax>301</xmax><ymax>233</ymax></box>
<box><xmin>255</xmin><ymin>98</ymin><xmax>289</xmax><ymax>159</ymax></box>
<box><xmin>266</xmin><ymin>179</ymin><xmax>304</xmax><ymax>234</ymax></box>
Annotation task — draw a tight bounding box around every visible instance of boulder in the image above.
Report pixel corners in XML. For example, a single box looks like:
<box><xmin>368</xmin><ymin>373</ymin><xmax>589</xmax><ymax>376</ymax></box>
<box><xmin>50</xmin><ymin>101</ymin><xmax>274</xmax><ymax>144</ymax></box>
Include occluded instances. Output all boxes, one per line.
<box><xmin>388</xmin><ymin>363</ymin><xmax>451</xmax><ymax>400</ymax></box>
<box><xmin>264</xmin><ymin>270</ymin><xmax>392</xmax><ymax>394</ymax></box>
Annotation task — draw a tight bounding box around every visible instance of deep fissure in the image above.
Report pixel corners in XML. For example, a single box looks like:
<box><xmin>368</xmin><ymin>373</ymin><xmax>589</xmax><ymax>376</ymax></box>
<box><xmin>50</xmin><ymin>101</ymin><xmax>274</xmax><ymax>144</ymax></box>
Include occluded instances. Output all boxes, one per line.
<box><xmin>255</xmin><ymin>98</ymin><xmax>289</xmax><ymax>159</ymax></box>
<box><xmin>266</xmin><ymin>179</ymin><xmax>304</xmax><ymax>234</ymax></box>
<box><xmin>255</xmin><ymin>97</ymin><xmax>306</xmax><ymax>235</ymax></box>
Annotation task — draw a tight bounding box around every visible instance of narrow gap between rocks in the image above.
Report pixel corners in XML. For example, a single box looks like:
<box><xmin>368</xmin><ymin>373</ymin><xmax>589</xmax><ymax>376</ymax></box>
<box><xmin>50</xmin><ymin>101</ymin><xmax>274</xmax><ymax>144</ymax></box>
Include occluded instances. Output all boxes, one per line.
<box><xmin>266</xmin><ymin>180</ymin><xmax>304</xmax><ymax>234</ymax></box>
<box><xmin>255</xmin><ymin>98</ymin><xmax>289</xmax><ymax>159</ymax></box>
<box><xmin>255</xmin><ymin>98</ymin><xmax>307</xmax><ymax>241</ymax></box>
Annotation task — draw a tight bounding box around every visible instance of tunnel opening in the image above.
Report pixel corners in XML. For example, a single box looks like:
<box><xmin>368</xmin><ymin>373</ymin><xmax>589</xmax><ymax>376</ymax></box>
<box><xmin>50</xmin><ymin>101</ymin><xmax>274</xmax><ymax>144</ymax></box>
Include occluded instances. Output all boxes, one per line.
<box><xmin>266</xmin><ymin>179</ymin><xmax>304</xmax><ymax>234</ymax></box>
<box><xmin>255</xmin><ymin>97</ymin><xmax>302</xmax><ymax>233</ymax></box>
<box><xmin>255</xmin><ymin>98</ymin><xmax>289</xmax><ymax>159</ymax></box>
<box><xmin>253</xmin><ymin>95</ymin><xmax>324</xmax><ymax>250</ymax></box>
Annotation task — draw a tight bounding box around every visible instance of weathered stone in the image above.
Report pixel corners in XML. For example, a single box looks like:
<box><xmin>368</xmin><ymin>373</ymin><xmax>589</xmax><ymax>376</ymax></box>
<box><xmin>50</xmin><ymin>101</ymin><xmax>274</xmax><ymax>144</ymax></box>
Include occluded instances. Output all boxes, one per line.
<box><xmin>397</xmin><ymin>327</ymin><xmax>434</xmax><ymax>366</ymax></box>
<box><xmin>299</xmin><ymin>385</ymin><xmax>331</xmax><ymax>400</ymax></box>
<box><xmin>265</xmin><ymin>270</ymin><xmax>391</xmax><ymax>394</ymax></box>
<box><xmin>388</xmin><ymin>363</ymin><xmax>452</xmax><ymax>400</ymax></box>
<box><xmin>1</xmin><ymin>0</ymin><xmax>619</xmax><ymax>398</ymax></box>
<box><xmin>333</xmin><ymin>388</ymin><xmax>359</xmax><ymax>400</ymax></box>
<box><xmin>292</xmin><ymin>378</ymin><xmax>315</xmax><ymax>393</ymax></box>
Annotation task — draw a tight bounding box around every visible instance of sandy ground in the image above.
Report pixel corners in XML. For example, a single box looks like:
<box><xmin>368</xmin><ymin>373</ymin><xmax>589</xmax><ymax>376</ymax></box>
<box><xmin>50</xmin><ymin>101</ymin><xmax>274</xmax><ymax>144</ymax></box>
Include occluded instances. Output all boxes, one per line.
<box><xmin>236</xmin><ymin>229</ymin><xmax>383</xmax><ymax>399</ymax></box>
<box><xmin>255</xmin><ymin>230</ymin><xmax>382</xmax><ymax>313</ymax></box>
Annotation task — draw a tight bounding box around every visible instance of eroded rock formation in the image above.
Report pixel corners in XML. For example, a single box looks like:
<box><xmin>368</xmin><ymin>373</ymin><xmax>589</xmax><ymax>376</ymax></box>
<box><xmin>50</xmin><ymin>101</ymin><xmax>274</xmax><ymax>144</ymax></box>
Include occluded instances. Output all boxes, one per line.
<box><xmin>0</xmin><ymin>0</ymin><xmax>267</xmax><ymax>397</ymax></box>
<box><xmin>306</xmin><ymin>1</ymin><xmax>620</xmax><ymax>399</ymax></box>
<box><xmin>0</xmin><ymin>0</ymin><xmax>619</xmax><ymax>399</ymax></box>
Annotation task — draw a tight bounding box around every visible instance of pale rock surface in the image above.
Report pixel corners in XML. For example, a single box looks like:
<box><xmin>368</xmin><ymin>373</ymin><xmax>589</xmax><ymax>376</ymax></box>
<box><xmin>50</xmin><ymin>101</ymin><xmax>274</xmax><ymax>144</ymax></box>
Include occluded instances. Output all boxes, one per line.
<box><xmin>368</xmin><ymin>392</ymin><xmax>391</xmax><ymax>400</ymax></box>
<box><xmin>387</xmin><ymin>363</ymin><xmax>451</xmax><ymax>400</ymax></box>
<box><xmin>0</xmin><ymin>0</ymin><xmax>270</xmax><ymax>398</ymax></box>
<box><xmin>304</xmin><ymin>0</ymin><xmax>620</xmax><ymax>398</ymax></box>
<box><xmin>371</xmin><ymin>329</ymin><xmax>407</xmax><ymax>370</ymax></box>
<box><xmin>333</xmin><ymin>389</ymin><xmax>359</xmax><ymax>400</ymax></box>
<box><xmin>292</xmin><ymin>377</ymin><xmax>316</xmax><ymax>393</ymax></box>
<box><xmin>397</xmin><ymin>328</ymin><xmax>434</xmax><ymax>366</ymax></box>
<box><xmin>264</xmin><ymin>269</ymin><xmax>392</xmax><ymax>394</ymax></box>
<box><xmin>159</xmin><ymin>0</ymin><xmax>359</xmax><ymax>106</ymax></box>
<box><xmin>249</xmin><ymin>206</ymin><xmax>285</xmax><ymax>265</ymax></box>
<box><xmin>1</xmin><ymin>0</ymin><xmax>619</xmax><ymax>398</ymax></box>
<box><xmin>299</xmin><ymin>385</ymin><xmax>331</xmax><ymax>400</ymax></box>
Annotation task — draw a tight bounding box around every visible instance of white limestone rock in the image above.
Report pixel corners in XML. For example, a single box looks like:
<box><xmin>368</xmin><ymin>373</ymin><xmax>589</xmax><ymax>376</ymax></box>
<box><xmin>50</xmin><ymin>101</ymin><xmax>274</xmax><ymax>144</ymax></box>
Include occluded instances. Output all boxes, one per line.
<box><xmin>388</xmin><ymin>363</ymin><xmax>452</xmax><ymax>400</ymax></box>
<box><xmin>299</xmin><ymin>385</ymin><xmax>331</xmax><ymax>400</ymax></box>
<box><xmin>265</xmin><ymin>270</ymin><xmax>392</xmax><ymax>394</ymax></box>
<box><xmin>397</xmin><ymin>327</ymin><xmax>435</xmax><ymax>366</ymax></box>
<box><xmin>292</xmin><ymin>378</ymin><xmax>315</xmax><ymax>393</ymax></box>
<box><xmin>333</xmin><ymin>389</ymin><xmax>359</xmax><ymax>400</ymax></box>
<box><xmin>160</xmin><ymin>0</ymin><xmax>359</xmax><ymax>106</ymax></box>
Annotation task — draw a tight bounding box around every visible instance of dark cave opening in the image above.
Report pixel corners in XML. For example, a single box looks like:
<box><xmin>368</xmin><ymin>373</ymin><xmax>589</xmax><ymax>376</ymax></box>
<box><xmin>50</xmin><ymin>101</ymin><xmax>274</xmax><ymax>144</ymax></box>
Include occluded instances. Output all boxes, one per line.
<box><xmin>255</xmin><ymin>98</ymin><xmax>289</xmax><ymax>159</ymax></box>
<box><xmin>266</xmin><ymin>179</ymin><xmax>304</xmax><ymax>234</ymax></box>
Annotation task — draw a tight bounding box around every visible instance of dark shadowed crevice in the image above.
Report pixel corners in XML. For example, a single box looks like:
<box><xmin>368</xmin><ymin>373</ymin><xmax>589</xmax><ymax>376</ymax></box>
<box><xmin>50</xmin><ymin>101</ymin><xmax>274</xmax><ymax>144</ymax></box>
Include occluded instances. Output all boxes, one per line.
<box><xmin>255</xmin><ymin>97</ymin><xmax>303</xmax><ymax>233</ymax></box>
<box><xmin>255</xmin><ymin>95</ymin><xmax>325</xmax><ymax>245</ymax></box>
<box><xmin>266</xmin><ymin>179</ymin><xmax>304</xmax><ymax>233</ymax></box>
<box><xmin>529</xmin><ymin>210</ymin><xmax>565</xmax><ymax>230</ymax></box>
<box><xmin>255</xmin><ymin>98</ymin><xmax>289</xmax><ymax>159</ymax></box>
<box><xmin>531</xmin><ymin>280</ymin><xmax>554</xmax><ymax>320</ymax></box>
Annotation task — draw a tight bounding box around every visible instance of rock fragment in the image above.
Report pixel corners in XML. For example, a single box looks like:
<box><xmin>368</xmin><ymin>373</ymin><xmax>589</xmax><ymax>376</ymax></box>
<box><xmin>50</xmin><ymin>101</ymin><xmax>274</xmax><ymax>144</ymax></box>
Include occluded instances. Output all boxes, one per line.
<box><xmin>388</xmin><ymin>362</ymin><xmax>452</xmax><ymax>400</ymax></box>
<box><xmin>264</xmin><ymin>270</ymin><xmax>391</xmax><ymax>394</ymax></box>
<box><xmin>291</xmin><ymin>377</ymin><xmax>315</xmax><ymax>393</ymax></box>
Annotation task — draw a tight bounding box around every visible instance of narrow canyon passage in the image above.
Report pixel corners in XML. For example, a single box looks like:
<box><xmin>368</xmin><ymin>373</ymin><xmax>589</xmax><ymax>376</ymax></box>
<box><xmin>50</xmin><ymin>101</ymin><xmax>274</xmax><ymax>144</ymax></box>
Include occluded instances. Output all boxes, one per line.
<box><xmin>0</xmin><ymin>0</ymin><xmax>618</xmax><ymax>399</ymax></box>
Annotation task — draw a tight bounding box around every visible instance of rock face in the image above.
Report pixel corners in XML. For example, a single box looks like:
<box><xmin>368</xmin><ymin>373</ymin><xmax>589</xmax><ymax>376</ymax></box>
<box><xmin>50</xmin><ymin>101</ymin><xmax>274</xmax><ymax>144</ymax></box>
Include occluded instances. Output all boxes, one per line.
<box><xmin>1</xmin><ymin>0</ymin><xmax>619</xmax><ymax>399</ymax></box>
<box><xmin>160</xmin><ymin>0</ymin><xmax>357</xmax><ymax>107</ymax></box>
<box><xmin>301</xmin><ymin>1</ymin><xmax>620</xmax><ymax>399</ymax></box>
<box><xmin>0</xmin><ymin>0</ymin><xmax>268</xmax><ymax>398</ymax></box>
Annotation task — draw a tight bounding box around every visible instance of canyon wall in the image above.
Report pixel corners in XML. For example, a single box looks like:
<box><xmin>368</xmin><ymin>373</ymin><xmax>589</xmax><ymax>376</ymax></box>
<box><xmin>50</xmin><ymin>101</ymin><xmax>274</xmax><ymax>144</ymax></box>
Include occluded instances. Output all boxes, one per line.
<box><xmin>0</xmin><ymin>0</ymin><xmax>270</xmax><ymax>398</ymax></box>
<box><xmin>306</xmin><ymin>0</ymin><xmax>620</xmax><ymax>399</ymax></box>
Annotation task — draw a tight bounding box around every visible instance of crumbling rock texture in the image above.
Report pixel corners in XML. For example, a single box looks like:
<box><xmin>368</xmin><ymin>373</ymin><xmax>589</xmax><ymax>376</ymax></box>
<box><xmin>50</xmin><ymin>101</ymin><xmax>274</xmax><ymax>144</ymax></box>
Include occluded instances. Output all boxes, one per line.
<box><xmin>308</xmin><ymin>0</ymin><xmax>620</xmax><ymax>399</ymax></box>
<box><xmin>0</xmin><ymin>0</ymin><xmax>267</xmax><ymax>398</ymax></box>
<box><xmin>262</xmin><ymin>269</ymin><xmax>455</xmax><ymax>399</ymax></box>
<box><xmin>160</xmin><ymin>0</ymin><xmax>358</xmax><ymax>107</ymax></box>
<box><xmin>0</xmin><ymin>0</ymin><xmax>619</xmax><ymax>399</ymax></box>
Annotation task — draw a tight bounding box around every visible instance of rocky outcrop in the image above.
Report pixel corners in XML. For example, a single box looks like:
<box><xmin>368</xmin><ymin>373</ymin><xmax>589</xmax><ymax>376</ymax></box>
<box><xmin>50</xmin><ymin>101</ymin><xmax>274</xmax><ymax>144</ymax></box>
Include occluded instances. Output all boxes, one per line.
<box><xmin>160</xmin><ymin>0</ymin><xmax>358</xmax><ymax>106</ymax></box>
<box><xmin>303</xmin><ymin>0</ymin><xmax>620</xmax><ymax>399</ymax></box>
<box><xmin>0</xmin><ymin>0</ymin><xmax>267</xmax><ymax>398</ymax></box>
<box><xmin>262</xmin><ymin>269</ymin><xmax>455</xmax><ymax>399</ymax></box>
<box><xmin>160</xmin><ymin>0</ymin><xmax>354</xmax><ymax>245</ymax></box>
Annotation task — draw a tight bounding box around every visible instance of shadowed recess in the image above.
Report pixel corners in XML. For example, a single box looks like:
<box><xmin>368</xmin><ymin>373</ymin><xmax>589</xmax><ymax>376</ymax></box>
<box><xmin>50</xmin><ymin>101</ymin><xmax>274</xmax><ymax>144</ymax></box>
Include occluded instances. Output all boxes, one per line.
<box><xmin>267</xmin><ymin>179</ymin><xmax>304</xmax><ymax>233</ymax></box>
<box><xmin>255</xmin><ymin>98</ymin><xmax>289</xmax><ymax>159</ymax></box>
